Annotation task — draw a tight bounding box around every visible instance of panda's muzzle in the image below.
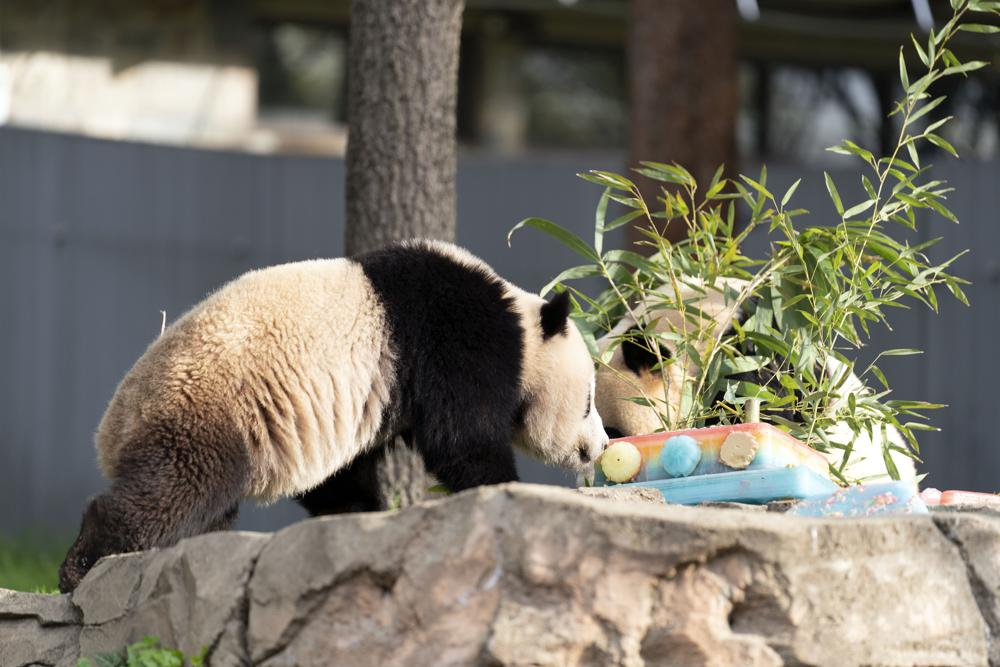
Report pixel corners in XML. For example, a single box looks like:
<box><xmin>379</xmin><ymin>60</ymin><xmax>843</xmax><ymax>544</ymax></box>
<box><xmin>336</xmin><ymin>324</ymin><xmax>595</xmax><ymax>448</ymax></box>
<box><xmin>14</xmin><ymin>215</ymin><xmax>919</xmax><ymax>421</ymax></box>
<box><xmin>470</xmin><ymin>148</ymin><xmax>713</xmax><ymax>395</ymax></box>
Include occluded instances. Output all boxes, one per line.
<box><xmin>578</xmin><ymin>436</ymin><xmax>610</xmax><ymax>465</ymax></box>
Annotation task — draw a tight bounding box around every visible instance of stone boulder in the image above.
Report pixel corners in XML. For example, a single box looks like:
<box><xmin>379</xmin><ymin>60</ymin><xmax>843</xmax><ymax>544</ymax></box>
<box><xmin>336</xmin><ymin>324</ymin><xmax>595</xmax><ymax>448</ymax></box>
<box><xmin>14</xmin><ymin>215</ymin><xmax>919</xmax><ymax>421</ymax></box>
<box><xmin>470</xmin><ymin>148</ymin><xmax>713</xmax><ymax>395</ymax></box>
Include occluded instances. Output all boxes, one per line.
<box><xmin>0</xmin><ymin>589</ymin><xmax>80</xmax><ymax>666</ymax></box>
<box><xmin>2</xmin><ymin>483</ymin><xmax>998</xmax><ymax>666</ymax></box>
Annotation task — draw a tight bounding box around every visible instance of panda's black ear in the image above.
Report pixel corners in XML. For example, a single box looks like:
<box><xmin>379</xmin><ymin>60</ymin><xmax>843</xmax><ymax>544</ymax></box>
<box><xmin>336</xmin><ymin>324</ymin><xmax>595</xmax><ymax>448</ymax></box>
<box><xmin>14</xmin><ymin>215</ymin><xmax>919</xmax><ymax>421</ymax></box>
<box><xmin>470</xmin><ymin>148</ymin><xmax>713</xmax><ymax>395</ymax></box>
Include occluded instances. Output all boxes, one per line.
<box><xmin>540</xmin><ymin>291</ymin><xmax>571</xmax><ymax>340</ymax></box>
<box><xmin>621</xmin><ymin>330</ymin><xmax>672</xmax><ymax>375</ymax></box>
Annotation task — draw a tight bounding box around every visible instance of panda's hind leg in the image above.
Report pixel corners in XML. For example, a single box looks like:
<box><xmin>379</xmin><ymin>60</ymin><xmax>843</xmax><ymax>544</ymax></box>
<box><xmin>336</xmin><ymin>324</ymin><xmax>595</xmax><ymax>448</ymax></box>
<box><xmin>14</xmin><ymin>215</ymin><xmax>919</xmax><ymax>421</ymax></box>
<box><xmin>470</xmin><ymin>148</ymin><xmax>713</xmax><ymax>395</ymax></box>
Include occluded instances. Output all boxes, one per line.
<box><xmin>59</xmin><ymin>422</ymin><xmax>250</xmax><ymax>592</ymax></box>
<box><xmin>113</xmin><ymin>423</ymin><xmax>251</xmax><ymax>543</ymax></box>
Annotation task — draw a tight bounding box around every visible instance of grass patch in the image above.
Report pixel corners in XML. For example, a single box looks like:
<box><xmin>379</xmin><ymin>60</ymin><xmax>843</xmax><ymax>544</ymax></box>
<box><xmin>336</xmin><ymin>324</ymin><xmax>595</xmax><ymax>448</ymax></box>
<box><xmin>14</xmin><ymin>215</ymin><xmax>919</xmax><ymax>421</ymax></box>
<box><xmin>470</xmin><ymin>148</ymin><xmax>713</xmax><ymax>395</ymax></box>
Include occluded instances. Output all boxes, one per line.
<box><xmin>0</xmin><ymin>532</ymin><xmax>70</xmax><ymax>594</ymax></box>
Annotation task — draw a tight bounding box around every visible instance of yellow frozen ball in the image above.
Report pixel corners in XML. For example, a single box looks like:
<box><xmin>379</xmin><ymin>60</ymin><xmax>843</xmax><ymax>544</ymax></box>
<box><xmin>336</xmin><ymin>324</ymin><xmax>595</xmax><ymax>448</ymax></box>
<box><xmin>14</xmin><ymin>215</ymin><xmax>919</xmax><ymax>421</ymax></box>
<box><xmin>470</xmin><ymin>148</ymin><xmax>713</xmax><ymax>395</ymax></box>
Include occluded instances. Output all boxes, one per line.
<box><xmin>600</xmin><ymin>441</ymin><xmax>642</xmax><ymax>483</ymax></box>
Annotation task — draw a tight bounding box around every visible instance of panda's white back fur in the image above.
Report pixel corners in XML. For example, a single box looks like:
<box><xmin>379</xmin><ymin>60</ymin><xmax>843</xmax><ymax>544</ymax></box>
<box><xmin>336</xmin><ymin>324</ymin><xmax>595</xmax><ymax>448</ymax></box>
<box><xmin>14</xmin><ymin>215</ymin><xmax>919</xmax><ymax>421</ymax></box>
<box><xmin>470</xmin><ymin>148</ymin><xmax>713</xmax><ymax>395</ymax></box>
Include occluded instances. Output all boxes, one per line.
<box><xmin>97</xmin><ymin>258</ymin><xmax>396</xmax><ymax>502</ymax></box>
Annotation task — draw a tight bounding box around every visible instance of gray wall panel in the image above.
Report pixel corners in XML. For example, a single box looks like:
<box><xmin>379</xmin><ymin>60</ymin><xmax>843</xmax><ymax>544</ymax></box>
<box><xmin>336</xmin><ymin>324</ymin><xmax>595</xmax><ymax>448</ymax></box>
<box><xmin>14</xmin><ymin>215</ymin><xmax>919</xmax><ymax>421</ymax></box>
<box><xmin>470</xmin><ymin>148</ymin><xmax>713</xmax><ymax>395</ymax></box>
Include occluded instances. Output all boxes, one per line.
<box><xmin>1</xmin><ymin>126</ymin><xmax>997</xmax><ymax>537</ymax></box>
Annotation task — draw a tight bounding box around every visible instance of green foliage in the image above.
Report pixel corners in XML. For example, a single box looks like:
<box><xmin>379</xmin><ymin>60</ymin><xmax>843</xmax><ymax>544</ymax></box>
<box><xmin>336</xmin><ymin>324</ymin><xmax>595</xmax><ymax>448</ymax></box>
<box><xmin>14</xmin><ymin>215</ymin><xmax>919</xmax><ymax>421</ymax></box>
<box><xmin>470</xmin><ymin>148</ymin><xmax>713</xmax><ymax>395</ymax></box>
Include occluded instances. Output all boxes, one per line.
<box><xmin>509</xmin><ymin>1</ymin><xmax>998</xmax><ymax>481</ymax></box>
<box><xmin>0</xmin><ymin>532</ymin><xmax>69</xmax><ymax>594</ymax></box>
<box><xmin>389</xmin><ymin>490</ymin><xmax>403</xmax><ymax>511</ymax></box>
<box><xmin>77</xmin><ymin>637</ymin><xmax>207</xmax><ymax>667</ymax></box>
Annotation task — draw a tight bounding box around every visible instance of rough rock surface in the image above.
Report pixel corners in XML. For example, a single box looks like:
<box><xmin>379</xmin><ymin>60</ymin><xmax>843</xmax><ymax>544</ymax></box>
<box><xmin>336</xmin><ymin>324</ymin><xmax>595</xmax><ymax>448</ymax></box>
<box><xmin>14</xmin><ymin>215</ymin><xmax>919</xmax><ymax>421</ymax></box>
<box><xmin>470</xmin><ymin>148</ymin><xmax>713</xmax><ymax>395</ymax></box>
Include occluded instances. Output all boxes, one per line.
<box><xmin>577</xmin><ymin>485</ymin><xmax>666</xmax><ymax>505</ymax></box>
<box><xmin>2</xmin><ymin>483</ymin><xmax>999</xmax><ymax>666</ymax></box>
<box><xmin>0</xmin><ymin>589</ymin><xmax>80</xmax><ymax>667</ymax></box>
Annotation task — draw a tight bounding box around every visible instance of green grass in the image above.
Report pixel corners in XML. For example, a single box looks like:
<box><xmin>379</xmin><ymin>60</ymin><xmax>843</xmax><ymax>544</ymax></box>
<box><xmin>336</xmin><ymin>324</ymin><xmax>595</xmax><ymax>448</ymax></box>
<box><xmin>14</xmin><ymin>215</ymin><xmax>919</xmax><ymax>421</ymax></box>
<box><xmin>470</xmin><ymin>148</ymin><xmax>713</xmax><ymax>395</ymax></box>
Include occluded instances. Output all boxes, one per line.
<box><xmin>0</xmin><ymin>532</ymin><xmax>71</xmax><ymax>594</ymax></box>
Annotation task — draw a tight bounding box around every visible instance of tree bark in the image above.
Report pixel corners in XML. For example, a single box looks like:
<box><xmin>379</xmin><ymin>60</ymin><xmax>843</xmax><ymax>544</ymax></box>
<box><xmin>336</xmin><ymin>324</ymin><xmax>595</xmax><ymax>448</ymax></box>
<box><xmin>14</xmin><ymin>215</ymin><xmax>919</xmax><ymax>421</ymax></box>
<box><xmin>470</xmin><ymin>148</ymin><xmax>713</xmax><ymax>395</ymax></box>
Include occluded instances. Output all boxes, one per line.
<box><xmin>345</xmin><ymin>0</ymin><xmax>464</xmax><ymax>254</ymax></box>
<box><xmin>345</xmin><ymin>0</ymin><xmax>464</xmax><ymax>509</ymax></box>
<box><xmin>626</xmin><ymin>0</ymin><xmax>739</xmax><ymax>244</ymax></box>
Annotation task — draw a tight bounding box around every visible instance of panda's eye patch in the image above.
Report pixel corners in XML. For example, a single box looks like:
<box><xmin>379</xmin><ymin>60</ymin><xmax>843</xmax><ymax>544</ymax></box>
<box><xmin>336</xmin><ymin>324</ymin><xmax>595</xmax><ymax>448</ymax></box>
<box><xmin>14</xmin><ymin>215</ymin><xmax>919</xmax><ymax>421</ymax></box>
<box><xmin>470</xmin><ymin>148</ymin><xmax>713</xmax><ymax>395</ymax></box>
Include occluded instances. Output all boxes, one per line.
<box><xmin>584</xmin><ymin>388</ymin><xmax>592</xmax><ymax>419</ymax></box>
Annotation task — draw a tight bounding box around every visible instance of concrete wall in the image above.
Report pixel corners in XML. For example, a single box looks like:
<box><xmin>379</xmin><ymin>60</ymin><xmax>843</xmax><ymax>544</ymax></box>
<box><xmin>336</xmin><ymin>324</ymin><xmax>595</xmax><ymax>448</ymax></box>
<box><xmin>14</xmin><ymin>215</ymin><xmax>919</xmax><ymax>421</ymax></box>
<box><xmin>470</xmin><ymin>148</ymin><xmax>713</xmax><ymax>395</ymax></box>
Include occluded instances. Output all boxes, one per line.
<box><xmin>1</xmin><ymin>126</ymin><xmax>998</xmax><ymax>535</ymax></box>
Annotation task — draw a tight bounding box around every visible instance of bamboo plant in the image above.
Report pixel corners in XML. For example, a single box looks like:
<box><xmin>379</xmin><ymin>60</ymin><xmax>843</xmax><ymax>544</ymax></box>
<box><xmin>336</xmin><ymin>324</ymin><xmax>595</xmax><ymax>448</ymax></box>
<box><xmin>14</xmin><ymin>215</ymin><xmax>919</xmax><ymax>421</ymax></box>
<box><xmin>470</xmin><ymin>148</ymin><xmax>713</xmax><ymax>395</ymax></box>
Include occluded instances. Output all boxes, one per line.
<box><xmin>510</xmin><ymin>0</ymin><xmax>1000</xmax><ymax>481</ymax></box>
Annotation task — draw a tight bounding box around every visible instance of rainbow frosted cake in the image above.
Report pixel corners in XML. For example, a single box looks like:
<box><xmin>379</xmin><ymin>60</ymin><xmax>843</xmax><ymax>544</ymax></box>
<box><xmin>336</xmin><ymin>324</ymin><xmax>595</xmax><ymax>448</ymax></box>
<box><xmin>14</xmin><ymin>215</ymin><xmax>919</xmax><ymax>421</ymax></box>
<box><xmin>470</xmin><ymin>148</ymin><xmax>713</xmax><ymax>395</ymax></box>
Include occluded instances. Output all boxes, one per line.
<box><xmin>594</xmin><ymin>422</ymin><xmax>830</xmax><ymax>486</ymax></box>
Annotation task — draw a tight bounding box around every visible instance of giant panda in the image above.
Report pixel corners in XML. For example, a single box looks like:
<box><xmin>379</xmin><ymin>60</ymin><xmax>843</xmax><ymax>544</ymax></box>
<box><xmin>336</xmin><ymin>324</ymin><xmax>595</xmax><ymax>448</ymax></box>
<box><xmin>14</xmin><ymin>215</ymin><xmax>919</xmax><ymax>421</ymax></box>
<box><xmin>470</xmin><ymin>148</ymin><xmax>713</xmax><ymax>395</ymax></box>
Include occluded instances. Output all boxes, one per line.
<box><xmin>594</xmin><ymin>277</ymin><xmax>917</xmax><ymax>483</ymax></box>
<box><xmin>59</xmin><ymin>240</ymin><xmax>608</xmax><ymax>592</ymax></box>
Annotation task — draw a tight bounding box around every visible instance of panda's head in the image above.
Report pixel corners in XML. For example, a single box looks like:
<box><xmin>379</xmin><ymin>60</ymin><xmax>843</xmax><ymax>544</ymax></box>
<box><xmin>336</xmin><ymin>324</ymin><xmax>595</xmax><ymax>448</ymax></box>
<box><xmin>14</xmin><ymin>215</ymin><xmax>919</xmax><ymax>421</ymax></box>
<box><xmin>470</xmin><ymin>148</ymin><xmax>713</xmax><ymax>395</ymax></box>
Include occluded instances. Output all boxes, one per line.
<box><xmin>513</xmin><ymin>290</ymin><xmax>609</xmax><ymax>470</ymax></box>
<box><xmin>595</xmin><ymin>279</ymin><xmax>747</xmax><ymax>438</ymax></box>
<box><xmin>595</xmin><ymin>333</ymin><xmax>677</xmax><ymax>440</ymax></box>
<box><xmin>59</xmin><ymin>492</ymin><xmax>130</xmax><ymax>593</ymax></box>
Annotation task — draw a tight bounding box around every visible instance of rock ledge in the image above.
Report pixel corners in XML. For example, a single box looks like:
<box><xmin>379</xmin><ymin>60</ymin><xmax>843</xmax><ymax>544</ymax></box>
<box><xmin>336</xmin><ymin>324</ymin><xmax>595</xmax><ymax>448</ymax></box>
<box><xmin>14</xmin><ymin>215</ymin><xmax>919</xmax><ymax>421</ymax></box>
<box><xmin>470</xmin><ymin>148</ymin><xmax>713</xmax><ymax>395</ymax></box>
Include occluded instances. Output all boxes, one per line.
<box><xmin>2</xmin><ymin>483</ymin><xmax>999</xmax><ymax>666</ymax></box>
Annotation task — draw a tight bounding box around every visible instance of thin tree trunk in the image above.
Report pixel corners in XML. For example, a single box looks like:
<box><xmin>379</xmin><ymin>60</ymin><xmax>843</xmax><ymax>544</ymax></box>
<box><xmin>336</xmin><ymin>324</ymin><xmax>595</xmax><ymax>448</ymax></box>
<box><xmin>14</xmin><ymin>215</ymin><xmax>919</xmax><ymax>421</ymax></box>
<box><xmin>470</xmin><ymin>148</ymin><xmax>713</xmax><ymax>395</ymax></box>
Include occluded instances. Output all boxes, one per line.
<box><xmin>626</xmin><ymin>0</ymin><xmax>739</xmax><ymax>244</ymax></box>
<box><xmin>345</xmin><ymin>0</ymin><xmax>464</xmax><ymax>254</ymax></box>
<box><xmin>345</xmin><ymin>0</ymin><xmax>464</xmax><ymax>509</ymax></box>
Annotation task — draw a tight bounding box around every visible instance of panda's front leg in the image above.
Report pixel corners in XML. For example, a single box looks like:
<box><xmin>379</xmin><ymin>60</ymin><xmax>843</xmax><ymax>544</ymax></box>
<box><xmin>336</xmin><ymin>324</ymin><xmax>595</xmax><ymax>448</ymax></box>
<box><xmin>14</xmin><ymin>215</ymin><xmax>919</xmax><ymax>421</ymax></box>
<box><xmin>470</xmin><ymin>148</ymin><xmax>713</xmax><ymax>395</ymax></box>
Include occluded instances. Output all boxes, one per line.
<box><xmin>414</xmin><ymin>425</ymin><xmax>519</xmax><ymax>493</ymax></box>
<box><xmin>295</xmin><ymin>445</ymin><xmax>386</xmax><ymax>516</ymax></box>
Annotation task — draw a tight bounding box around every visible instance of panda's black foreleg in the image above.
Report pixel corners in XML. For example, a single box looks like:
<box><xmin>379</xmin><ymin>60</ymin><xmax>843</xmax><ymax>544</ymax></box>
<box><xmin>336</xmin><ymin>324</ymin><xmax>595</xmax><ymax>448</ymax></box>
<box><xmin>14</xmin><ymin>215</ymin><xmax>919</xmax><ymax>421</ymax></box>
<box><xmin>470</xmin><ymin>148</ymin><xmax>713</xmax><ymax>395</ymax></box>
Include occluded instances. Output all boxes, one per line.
<box><xmin>295</xmin><ymin>445</ymin><xmax>386</xmax><ymax>516</ymax></box>
<box><xmin>415</xmin><ymin>429</ymin><xmax>519</xmax><ymax>493</ymax></box>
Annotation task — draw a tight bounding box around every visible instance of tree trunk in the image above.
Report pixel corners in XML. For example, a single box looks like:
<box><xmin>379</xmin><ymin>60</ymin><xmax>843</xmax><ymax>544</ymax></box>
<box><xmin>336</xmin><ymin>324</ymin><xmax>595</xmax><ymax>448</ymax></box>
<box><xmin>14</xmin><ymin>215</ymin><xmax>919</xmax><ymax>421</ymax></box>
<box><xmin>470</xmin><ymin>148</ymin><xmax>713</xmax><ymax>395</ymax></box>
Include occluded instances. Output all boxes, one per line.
<box><xmin>345</xmin><ymin>0</ymin><xmax>464</xmax><ymax>509</ymax></box>
<box><xmin>626</xmin><ymin>0</ymin><xmax>739</xmax><ymax>244</ymax></box>
<box><xmin>345</xmin><ymin>0</ymin><xmax>464</xmax><ymax>254</ymax></box>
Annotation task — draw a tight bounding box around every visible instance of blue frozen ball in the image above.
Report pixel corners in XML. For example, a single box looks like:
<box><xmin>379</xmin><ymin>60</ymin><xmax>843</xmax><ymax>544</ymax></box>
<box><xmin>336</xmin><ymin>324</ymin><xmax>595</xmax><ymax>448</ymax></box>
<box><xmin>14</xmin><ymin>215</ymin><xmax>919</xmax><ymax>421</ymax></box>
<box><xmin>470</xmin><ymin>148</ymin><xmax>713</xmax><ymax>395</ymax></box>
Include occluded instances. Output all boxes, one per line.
<box><xmin>660</xmin><ymin>435</ymin><xmax>702</xmax><ymax>477</ymax></box>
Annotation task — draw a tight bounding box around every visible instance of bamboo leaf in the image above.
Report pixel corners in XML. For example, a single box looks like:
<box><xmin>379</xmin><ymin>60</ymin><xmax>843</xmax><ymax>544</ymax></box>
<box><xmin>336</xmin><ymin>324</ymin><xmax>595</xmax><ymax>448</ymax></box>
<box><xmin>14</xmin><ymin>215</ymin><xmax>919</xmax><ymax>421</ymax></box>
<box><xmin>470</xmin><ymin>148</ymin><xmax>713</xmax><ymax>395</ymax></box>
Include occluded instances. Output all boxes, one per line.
<box><xmin>911</xmin><ymin>34</ymin><xmax>929</xmax><ymax>66</ymax></box>
<box><xmin>537</xmin><ymin>265</ymin><xmax>603</xmax><ymax>297</ymax></box>
<box><xmin>906</xmin><ymin>140</ymin><xmax>921</xmax><ymax>168</ymax></box>
<box><xmin>958</xmin><ymin>23</ymin><xmax>1000</xmax><ymax>33</ymax></box>
<box><xmin>781</xmin><ymin>178</ymin><xmax>802</xmax><ymax>208</ymax></box>
<box><xmin>882</xmin><ymin>441</ymin><xmax>901</xmax><ymax>480</ymax></box>
<box><xmin>909</xmin><ymin>96</ymin><xmax>947</xmax><ymax>123</ymax></box>
<box><xmin>943</xmin><ymin>61</ymin><xmax>989</xmax><ymax>77</ymax></box>
<box><xmin>603</xmin><ymin>249</ymin><xmax>661</xmax><ymax>275</ymax></box>
<box><xmin>577</xmin><ymin>170</ymin><xmax>636</xmax><ymax>191</ymax></box>
<box><xmin>636</xmin><ymin>161</ymin><xmax>694</xmax><ymax>185</ymax></box>
<box><xmin>927</xmin><ymin>133</ymin><xmax>959</xmax><ymax>157</ymax></box>
<box><xmin>843</xmin><ymin>199</ymin><xmax>876</xmax><ymax>219</ymax></box>
<box><xmin>739</xmin><ymin>175</ymin><xmax>773</xmax><ymax>200</ymax></box>
<box><xmin>947</xmin><ymin>280</ymin><xmax>971</xmax><ymax>305</ymax></box>
<box><xmin>735</xmin><ymin>382</ymin><xmax>781</xmax><ymax>403</ymax></box>
<box><xmin>594</xmin><ymin>188</ymin><xmax>610</xmax><ymax>255</ymax></box>
<box><xmin>926</xmin><ymin>197</ymin><xmax>960</xmax><ymax>223</ymax></box>
<box><xmin>707</xmin><ymin>164</ymin><xmax>725</xmax><ymax>192</ymax></box>
<box><xmin>508</xmin><ymin>218</ymin><xmax>599</xmax><ymax>262</ymax></box>
<box><xmin>824</xmin><ymin>172</ymin><xmax>845</xmax><ymax>216</ymax></box>
<box><xmin>601</xmin><ymin>208</ymin><xmax>646</xmax><ymax>233</ymax></box>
